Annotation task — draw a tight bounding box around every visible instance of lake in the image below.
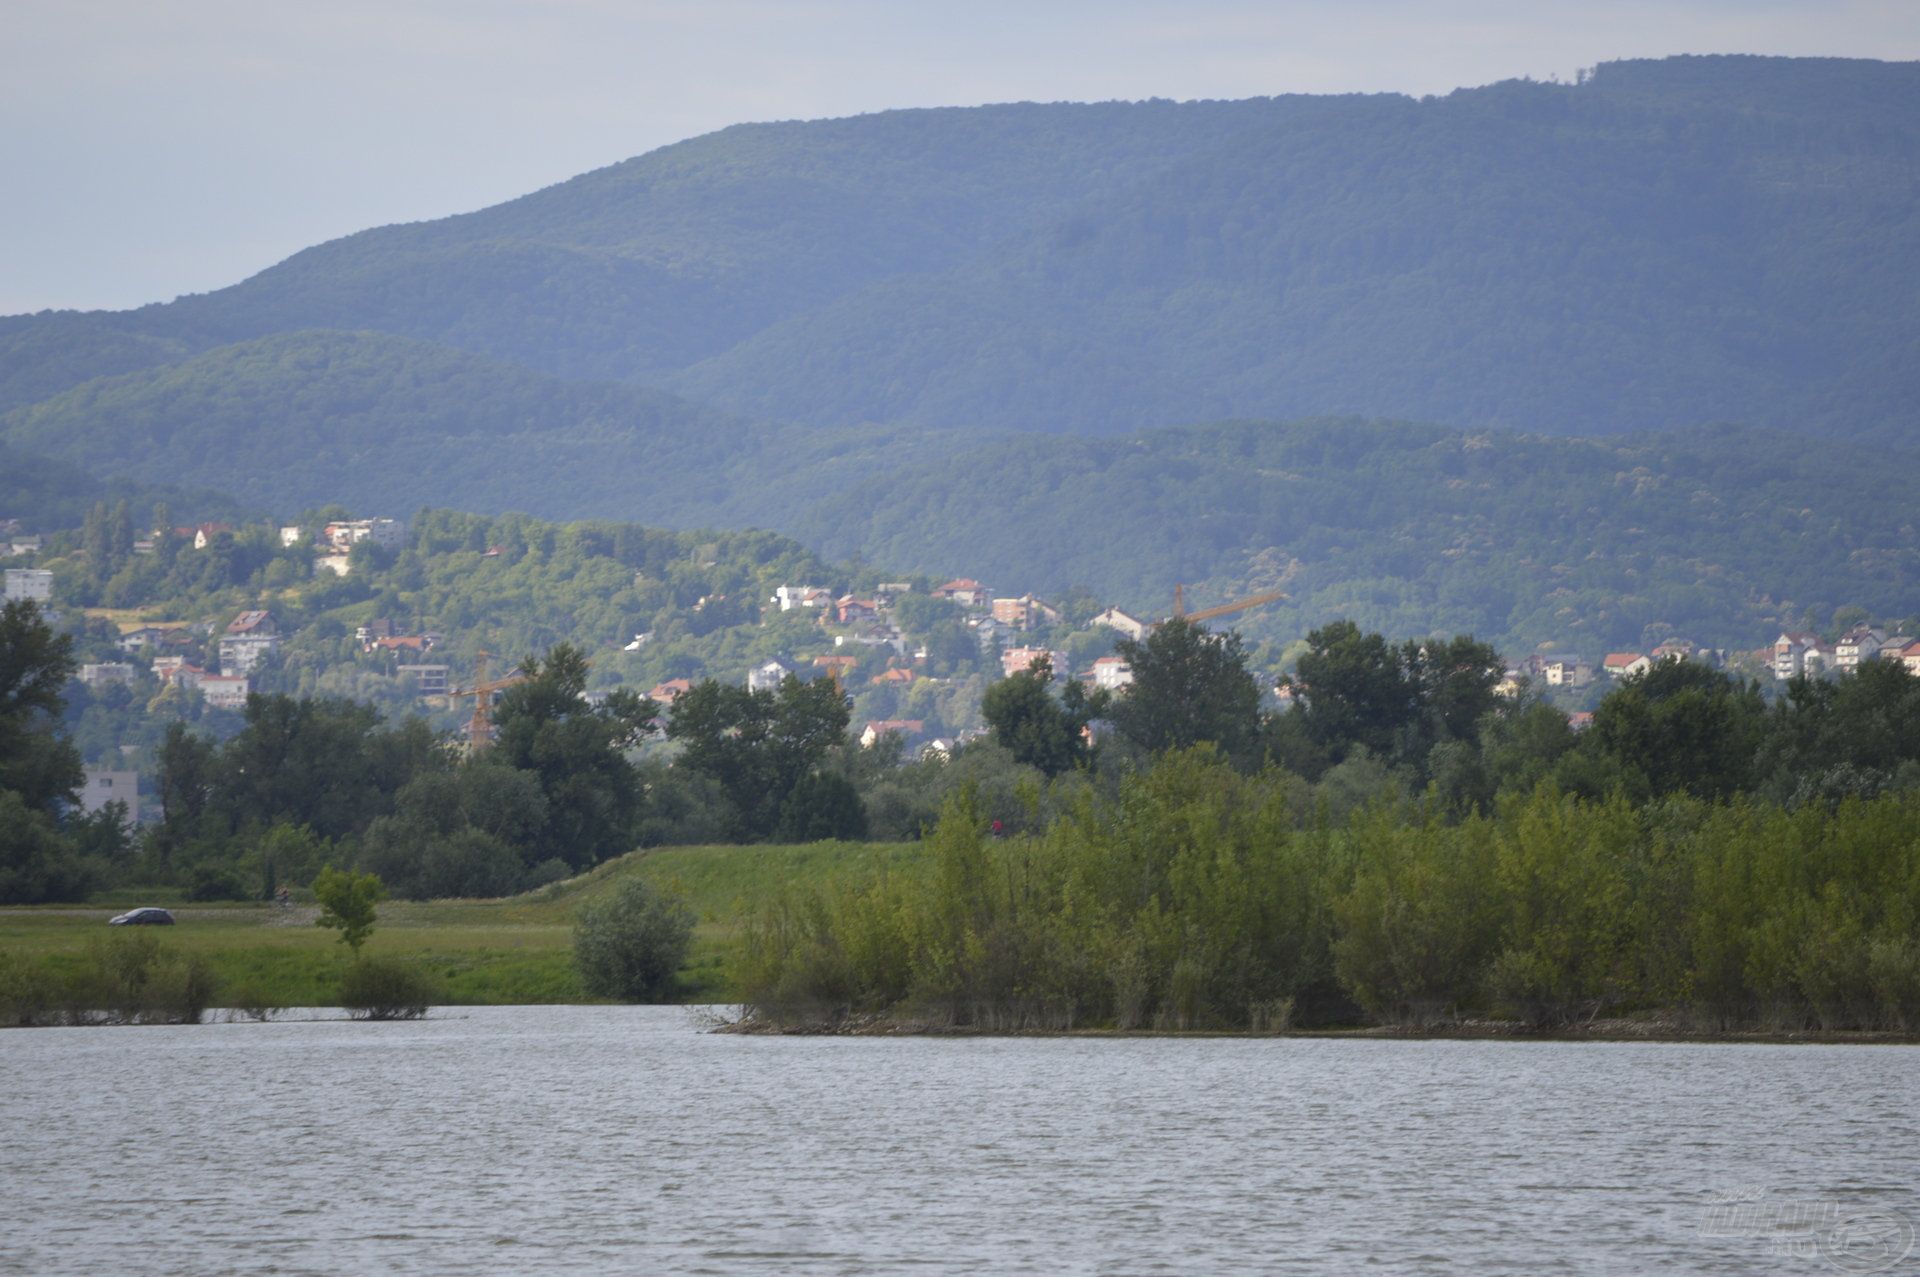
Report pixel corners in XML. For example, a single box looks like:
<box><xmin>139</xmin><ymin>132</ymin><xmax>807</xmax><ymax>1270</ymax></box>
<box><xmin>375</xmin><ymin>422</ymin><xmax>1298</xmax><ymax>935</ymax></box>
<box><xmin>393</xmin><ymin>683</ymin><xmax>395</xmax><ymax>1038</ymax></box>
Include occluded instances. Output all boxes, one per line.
<box><xmin>3</xmin><ymin>1006</ymin><xmax>1914</xmax><ymax>1274</ymax></box>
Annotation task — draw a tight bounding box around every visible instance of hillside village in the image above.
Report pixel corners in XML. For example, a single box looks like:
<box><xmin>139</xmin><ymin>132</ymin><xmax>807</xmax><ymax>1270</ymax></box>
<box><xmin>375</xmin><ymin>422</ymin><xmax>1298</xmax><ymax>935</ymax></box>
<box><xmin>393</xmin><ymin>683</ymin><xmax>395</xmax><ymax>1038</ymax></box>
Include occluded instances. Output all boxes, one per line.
<box><xmin>6</xmin><ymin>508</ymin><xmax>1917</xmax><ymax>826</ymax></box>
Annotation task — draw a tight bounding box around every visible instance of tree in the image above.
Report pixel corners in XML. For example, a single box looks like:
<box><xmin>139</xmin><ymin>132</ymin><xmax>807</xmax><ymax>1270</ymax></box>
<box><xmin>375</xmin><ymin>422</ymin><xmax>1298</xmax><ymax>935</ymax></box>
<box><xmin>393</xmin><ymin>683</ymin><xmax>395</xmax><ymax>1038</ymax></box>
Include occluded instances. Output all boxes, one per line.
<box><xmin>492</xmin><ymin>643</ymin><xmax>657</xmax><ymax>868</ymax></box>
<box><xmin>313</xmin><ymin>865</ymin><xmax>386</xmax><ymax>954</ymax></box>
<box><xmin>1110</xmin><ymin>618</ymin><xmax>1260</xmax><ymax>762</ymax></box>
<box><xmin>981</xmin><ymin>655</ymin><xmax>1108</xmax><ymax>777</ymax></box>
<box><xmin>1288</xmin><ymin>620</ymin><xmax>1417</xmax><ymax>764</ymax></box>
<box><xmin>573</xmin><ymin>878</ymin><xmax>695</xmax><ymax>1001</ymax></box>
<box><xmin>1578</xmin><ymin>660</ymin><xmax>1767</xmax><ymax>801</ymax></box>
<box><xmin>0</xmin><ymin>600</ymin><xmax>83</xmax><ymax>815</ymax></box>
<box><xmin>667</xmin><ymin>674</ymin><xmax>851</xmax><ymax>840</ymax></box>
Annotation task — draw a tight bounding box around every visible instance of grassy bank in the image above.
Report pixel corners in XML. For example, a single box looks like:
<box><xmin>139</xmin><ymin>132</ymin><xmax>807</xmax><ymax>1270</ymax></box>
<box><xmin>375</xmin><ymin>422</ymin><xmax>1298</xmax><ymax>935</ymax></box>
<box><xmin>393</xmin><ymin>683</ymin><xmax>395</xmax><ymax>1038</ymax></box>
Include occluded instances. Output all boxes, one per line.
<box><xmin>0</xmin><ymin>840</ymin><xmax>922</xmax><ymax>1009</ymax></box>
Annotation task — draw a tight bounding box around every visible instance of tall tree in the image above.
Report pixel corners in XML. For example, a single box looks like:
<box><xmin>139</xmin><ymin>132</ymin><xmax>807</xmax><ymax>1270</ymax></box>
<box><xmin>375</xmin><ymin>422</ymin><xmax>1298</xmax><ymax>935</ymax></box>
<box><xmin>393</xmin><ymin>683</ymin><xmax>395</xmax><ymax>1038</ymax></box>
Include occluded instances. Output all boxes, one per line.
<box><xmin>493</xmin><ymin>643</ymin><xmax>657</xmax><ymax>867</ymax></box>
<box><xmin>982</xmin><ymin>655</ymin><xmax>1109</xmax><ymax>777</ymax></box>
<box><xmin>0</xmin><ymin>600</ymin><xmax>83</xmax><ymax>814</ymax></box>
<box><xmin>1110</xmin><ymin>618</ymin><xmax>1261</xmax><ymax>762</ymax></box>
<box><xmin>666</xmin><ymin>674</ymin><xmax>851</xmax><ymax>840</ymax></box>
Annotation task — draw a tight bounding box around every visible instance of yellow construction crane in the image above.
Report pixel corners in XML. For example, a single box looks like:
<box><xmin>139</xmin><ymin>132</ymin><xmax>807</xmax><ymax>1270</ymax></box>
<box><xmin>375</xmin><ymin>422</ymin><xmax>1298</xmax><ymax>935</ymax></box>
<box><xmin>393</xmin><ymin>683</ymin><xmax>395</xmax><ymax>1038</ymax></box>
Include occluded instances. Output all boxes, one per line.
<box><xmin>451</xmin><ymin>651</ymin><xmax>527</xmax><ymax>753</ymax></box>
<box><xmin>1167</xmin><ymin>584</ymin><xmax>1289</xmax><ymax>626</ymax></box>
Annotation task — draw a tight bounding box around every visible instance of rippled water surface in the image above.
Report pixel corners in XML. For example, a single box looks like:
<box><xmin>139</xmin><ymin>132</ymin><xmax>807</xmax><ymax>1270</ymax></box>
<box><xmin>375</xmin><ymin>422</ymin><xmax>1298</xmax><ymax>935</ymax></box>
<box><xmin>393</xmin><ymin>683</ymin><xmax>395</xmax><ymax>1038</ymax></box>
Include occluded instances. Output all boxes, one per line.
<box><xmin>4</xmin><ymin>1006</ymin><xmax>1916</xmax><ymax>1275</ymax></box>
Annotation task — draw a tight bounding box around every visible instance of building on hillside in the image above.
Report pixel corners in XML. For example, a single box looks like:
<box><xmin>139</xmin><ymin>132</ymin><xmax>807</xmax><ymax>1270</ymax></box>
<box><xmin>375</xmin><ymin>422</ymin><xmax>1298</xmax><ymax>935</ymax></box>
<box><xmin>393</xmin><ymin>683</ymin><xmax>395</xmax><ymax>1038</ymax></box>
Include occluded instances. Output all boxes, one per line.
<box><xmin>1543</xmin><ymin>657</ymin><xmax>1593</xmax><ymax>688</ymax></box>
<box><xmin>1091</xmin><ymin>607</ymin><xmax>1150</xmax><ymax>641</ymax></box>
<box><xmin>812</xmin><ymin>654</ymin><xmax>860</xmax><ymax>680</ymax></box>
<box><xmin>1835</xmin><ymin>624</ymin><xmax>1884</xmax><ymax>672</ymax></box>
<box><xmin>190</xmin><ymin>523</ymin><xmax>234</xmax><ymax>550</ymax></box>
<box><xmin>396</xmin><ymin>664</ymin><xmax>450</xmax><ymax>696</ymax></box>
<box><xmin>860</xmin><ymin>719</ymin><xmax>925</xmax><ymax>749</ymax></box>
<box><xmin>199</xmin><ymin>674</ymin><xmax>250</xmax><ymax>710</ymax></box>
<box><xmin>836</xmin><ymin>596</ymin><xmax>880</xmax><ymax>625</ymax></box>
<box><xmin>3</xmin><ymin>568</ymin><xmax>53</xmax><ymax>603</ymax></box>
<box><xmin>748</xmin><ymin>658</ymin><xmax>797</xmax><ymax>692</ymax></box>
<box><xmin>1000</xmin><ymin>646</ymin><xmax>1064</xmax><ymax>679</ymax></box>
<box><xmin>79</xmin><ymin>662</ymin><xmax>138</xmax><ymax>689</ymax></box>
<box><xmin>873</xmin><ymin>582</ymin><xmax>914</xmax><ymax>602</ymax></box>
<box><xmin>1802</xmin><ymin>643</ymin><xmax>1836</xmax><ymax>677</ymax></box>
<box><xmin>871</xmin><ymin>666</ymin><xmax>917</xmax><ymax>687</ymax></box>
<box><xmin>647</xmin><ymin>678</ymin><xmax>693</xmax><ymax>705</ymax></box>
<box><xmin>774</xmin><ymin>585</ymin><xmax>832</xmax><ymax>612</ymax></box>
<box><xmin>117</xmin><ymin>626</ymin><xmax>190</xmax><ymax>654</ymax></box>
<box><xmin>1569</xmin><ymin>711</ymin><xmax>1595</xmax><ymax>731</ymax></box>
<box><xmin>1090</xmin><ymin>655</ymin><xmax>1134</xmax><ymax>691</ymax></box>
<box><xmin>1650</xmin><ymin>639</ymin><xmax>1696</xmax><ymax>664</ymax></box>
<box><xmin>992</xmin><ymin>596</ymin><xmax>1039</xmax><ymax>630</ymax></box>
<box><xmin>219</xmin><ymin>611</ymin><xmax>282</xmax><ymax>676</ymax></box>
<box><xmin>1895</xmin><ymin>640</ymin><xmax>1920</xmax><ymax>676</ymax></box>
<box><xmin>322</xmin><ymin>518</ymin><xmax>406</xmax><ymax>553</ymax></box>
<box><xmin>79</xmin><ymin>769</ymin><xmax>140</xmax><ymax>824</ymax></box>
<box><xmin>1602</xmin><ymin>652</ymin><xmax>1650</xmax><ymax>679</ymax></box>
<box><xmin>1773</xmin><ymin>632</ymin><xmax>1820</xmax><ymax>680</ymax></box>
<box><xmin>933</xmin><ymin>578</ymin><xmax>990</xmax><ymax>608</ymax></box>
<box><xmin>3</xmin><ymin>535</ymin><xmax>43</xmax><ymax>558</ymax></box>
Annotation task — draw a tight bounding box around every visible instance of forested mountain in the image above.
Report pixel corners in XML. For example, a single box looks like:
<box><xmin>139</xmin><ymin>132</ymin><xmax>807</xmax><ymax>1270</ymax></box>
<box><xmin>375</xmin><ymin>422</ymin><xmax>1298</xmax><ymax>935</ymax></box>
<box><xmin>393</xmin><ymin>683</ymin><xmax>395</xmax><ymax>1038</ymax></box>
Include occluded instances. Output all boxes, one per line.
<box><xmin>4</xmin><ymin>56</ymin><xmax>1916</xmax><ymax>441</ymax></box>
<box><xmin>782</xmin><ymin>419</ymin><xmax>1920</xmax><ymax>652</ymax></box>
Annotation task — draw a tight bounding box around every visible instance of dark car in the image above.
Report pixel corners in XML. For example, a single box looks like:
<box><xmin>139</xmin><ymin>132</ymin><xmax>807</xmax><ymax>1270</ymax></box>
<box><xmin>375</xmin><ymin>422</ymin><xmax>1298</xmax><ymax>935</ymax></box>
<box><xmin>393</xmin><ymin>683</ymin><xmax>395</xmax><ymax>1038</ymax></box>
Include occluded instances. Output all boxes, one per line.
<box><xmin>108</xmin><ymin>907</ymin><xmax>175</xmax><ymax>926</ymax></box>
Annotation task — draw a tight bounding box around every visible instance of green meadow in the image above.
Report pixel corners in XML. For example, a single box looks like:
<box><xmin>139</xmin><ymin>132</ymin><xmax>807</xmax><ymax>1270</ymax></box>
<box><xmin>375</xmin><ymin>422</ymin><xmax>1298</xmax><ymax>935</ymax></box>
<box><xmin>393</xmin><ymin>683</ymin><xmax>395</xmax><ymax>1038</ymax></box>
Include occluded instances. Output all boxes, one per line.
<box><xmin>0</xmin><ymin>841</ymin><xmax>923</xmax><ymax>1008</ymax></box>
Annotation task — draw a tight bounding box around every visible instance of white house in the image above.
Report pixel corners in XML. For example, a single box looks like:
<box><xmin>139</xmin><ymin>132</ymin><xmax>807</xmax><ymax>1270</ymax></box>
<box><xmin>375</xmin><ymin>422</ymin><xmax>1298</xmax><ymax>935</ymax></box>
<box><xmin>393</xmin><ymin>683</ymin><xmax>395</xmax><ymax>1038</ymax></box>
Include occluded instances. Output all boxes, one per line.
<box><xmin>748</xmin><ymin>658</ymin><xmax>797</xmax><ymax>692</ymax></box>
<box><xmin>1835</xmin><ymin>624</ymin><xmax>1884</xmax><ymax>672</ymax></box>
<box><xmin>79</xmin><ymin>769</ymin><xmax>139</xmax><ymax>824</ymax></box>
<box><xmin>1773</xmin><ymin>631</ymin><xmax>1820</xmax><ymax>680</ymax></box>
<box><xmin>199</xmin><ymin>674</ymin><xmax>250</xmax><ymax>710</ymax></box>
<box><xmin>3</xmin><ymin>568</ymin><xmax>53</xmax><ymax>603</ymax></box>
<box><xmin>1091</xmin><ymin>655</ymin><xmax>1135</xmax><ymax>691</ymax></box>
<box><xmin>1602</xmin><ymin>652</ymin><xmax>1651</xmax><ymax>679</ymax></box>
<box><xmin>1091</xmin><ymin>607</ymin><xmax>1151</xmax><ymax>641</ymax></box>
<box><xmin>78</xmin><ymin>662</ymin><xmax>138</xmax><ymax>689</ymax></box>
<box><xmin>218</xmin><ymin>610</ymin><xmax>281</xmax><ymax>676</ymax></box>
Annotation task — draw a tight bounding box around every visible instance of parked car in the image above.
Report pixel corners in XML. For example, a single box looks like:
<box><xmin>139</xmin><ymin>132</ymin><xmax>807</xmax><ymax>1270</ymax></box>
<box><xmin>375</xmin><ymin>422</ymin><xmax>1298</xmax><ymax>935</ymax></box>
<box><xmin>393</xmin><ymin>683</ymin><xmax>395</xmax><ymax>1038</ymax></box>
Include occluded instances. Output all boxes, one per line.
<box><xmin>108</xmin><ymin>907</ymin><xmax>175</xmax><ymax>926</ymax></box>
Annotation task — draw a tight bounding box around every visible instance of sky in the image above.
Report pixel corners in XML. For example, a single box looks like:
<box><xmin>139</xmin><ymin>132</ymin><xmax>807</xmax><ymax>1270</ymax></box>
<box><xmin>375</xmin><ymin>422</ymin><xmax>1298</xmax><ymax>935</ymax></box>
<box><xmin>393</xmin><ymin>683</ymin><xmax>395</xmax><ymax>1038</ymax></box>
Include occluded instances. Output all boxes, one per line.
<box><xmin>3</xmin><ymin>0</ymin><xmax>1916</xmax><ymax>315</ymax></box>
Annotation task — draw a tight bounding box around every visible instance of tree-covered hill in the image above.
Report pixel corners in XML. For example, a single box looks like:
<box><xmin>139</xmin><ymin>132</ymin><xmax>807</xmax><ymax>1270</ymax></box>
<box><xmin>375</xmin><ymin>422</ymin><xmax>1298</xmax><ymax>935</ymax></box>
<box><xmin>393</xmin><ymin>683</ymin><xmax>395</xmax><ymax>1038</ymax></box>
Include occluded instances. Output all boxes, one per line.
<box><xmin>783</xmin><ymin>419</ymin><xmax>1920</xmax><ymax>653</ymax></box>
<box><xmin>4</xmin><ymin>56</ymin><xmax>1916</xmax><ymax>442</ymax></box>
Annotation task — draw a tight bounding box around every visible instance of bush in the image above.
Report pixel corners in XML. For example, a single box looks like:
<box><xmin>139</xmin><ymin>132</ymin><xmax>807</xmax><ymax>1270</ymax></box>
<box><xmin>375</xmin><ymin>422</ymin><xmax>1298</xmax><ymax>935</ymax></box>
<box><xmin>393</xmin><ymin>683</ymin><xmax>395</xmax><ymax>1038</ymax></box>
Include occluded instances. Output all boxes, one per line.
<box><xmin>573</xmin><ymin>879</ymin><xmax>696</xmax><ymax>1002</ymax></box>
<box><xmin>57</xmin><ymin>934</ymin><xmax>220</xmax><ymax>1025</ymax></box>
<box><xmin>521</xmin><ymin>857</ymin><xmax>572</xmax><ymax>893</ymax></box>
<box><xmin>337</xmin><ymin>957</ymin><xmax>440</xmax><ymax>1020</ymax></box>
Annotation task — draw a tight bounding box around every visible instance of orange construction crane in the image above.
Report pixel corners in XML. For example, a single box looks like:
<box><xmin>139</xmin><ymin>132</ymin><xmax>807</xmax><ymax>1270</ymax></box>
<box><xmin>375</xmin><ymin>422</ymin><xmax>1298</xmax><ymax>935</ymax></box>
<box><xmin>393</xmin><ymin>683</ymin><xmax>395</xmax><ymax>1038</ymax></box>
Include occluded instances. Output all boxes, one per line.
<box><xmin>1167</xmin><ymin>584</ymin><xmax>1289</xmax><ymax>626</ymax></box>
<box><xmin>451</xmin><ymin>651</ymin><xmax>528</xmax><ymax>753</ymax></box>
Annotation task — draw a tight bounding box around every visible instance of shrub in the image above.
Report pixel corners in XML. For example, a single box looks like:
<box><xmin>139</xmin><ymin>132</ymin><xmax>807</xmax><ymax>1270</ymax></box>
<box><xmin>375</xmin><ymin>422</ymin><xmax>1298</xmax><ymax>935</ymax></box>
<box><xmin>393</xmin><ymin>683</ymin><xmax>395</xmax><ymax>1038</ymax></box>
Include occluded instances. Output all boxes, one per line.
<box><xmin>573</xmin><ymin>879</ymin><xmax>695</xmax><ymax>1002</ymax></box>
<box><xmin>59</xmin><ymin>934</ymin><xmax>220</xmax><ymax>1025</ymax></box>
<box><xmin>337</xmin><ymin>957</ymin><xmax>440</xmax><ymax>1020</ymax></box>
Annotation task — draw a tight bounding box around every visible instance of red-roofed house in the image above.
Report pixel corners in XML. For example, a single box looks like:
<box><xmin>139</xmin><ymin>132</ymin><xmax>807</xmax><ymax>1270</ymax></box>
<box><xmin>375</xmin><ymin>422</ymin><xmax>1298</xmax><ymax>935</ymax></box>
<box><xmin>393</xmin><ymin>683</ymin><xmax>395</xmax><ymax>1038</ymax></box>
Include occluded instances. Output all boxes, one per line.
<box><xmin>932</xmin><ymin>579</ymin><xmax>989</xmax><ymax>607</ymax></box>
<box><xmin>647</xmin><ymin>678</ymin><xmax>693</xmax><ymax>704</ymax></box>
<box><xmin>1602</xmin><ymin>652</ymin><xmax>1650</xmax><ymax>679</ymax></box>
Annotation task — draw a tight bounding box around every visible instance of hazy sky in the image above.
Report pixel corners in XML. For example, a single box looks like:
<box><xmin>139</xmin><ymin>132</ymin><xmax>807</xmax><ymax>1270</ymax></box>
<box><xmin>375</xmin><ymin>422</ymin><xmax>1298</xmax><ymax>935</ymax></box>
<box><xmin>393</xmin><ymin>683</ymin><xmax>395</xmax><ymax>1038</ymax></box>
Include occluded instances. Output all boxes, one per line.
<box><xmin>4</xmin><ymin>0</ymin><xmax>1916</xmax><ymax>314</ymax></box>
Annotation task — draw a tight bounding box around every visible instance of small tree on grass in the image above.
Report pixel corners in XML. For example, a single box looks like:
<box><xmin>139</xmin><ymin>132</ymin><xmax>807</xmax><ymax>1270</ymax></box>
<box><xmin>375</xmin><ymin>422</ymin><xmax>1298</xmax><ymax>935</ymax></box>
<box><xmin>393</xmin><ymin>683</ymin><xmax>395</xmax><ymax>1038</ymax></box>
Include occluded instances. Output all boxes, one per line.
<box><xmin>313</xmin><ymin>866</ymin><xmax>385</xmax><ymax>954</ymax></box>
<box><xmin>574</xmin><ymin>879</ymin><xmax>696</xmax><ymax>1002</ymax></box>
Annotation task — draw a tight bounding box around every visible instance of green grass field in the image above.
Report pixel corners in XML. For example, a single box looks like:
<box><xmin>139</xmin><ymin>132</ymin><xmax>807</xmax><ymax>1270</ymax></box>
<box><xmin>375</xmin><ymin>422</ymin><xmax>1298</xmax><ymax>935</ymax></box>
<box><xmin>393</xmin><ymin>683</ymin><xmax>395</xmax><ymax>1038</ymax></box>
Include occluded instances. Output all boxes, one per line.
<box><xmin>0</xmin><ymin>840</ymin><xmax>924</xmax><ymax>1007</ymax></box>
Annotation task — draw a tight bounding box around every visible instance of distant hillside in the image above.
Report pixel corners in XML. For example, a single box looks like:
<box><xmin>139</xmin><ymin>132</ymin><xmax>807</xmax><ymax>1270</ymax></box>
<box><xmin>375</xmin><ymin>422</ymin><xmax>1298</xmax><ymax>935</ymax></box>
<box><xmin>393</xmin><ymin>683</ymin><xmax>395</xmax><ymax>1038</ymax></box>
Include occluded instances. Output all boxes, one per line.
<box><xmin>783</xmin><ymin>420</ymin><xmax>1920</xmax><ymax>653</ymax></box>
<box><xmin>4</xmin><ymin>55</ymin><xmax>1916</xmax><ymax>442</ymax></box>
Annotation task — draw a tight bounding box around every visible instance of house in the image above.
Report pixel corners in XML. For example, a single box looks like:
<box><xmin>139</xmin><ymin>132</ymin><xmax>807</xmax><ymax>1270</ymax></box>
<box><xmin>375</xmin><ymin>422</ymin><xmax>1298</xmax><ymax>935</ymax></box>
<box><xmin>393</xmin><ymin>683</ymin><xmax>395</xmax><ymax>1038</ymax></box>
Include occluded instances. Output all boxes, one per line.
<box><xmin>3</xmin><ymin>535</ymin><xmax>43</xmax><ymax>558</ymax></box>
<box><xmin>3</xmin><ymin>568</ymin><xmax>53</xmax><ymax>603</ymax></box>
<box><xmin>1802</xmin><ymin>643</ymin><xmax>1836</xmax><ymax>677</ymax></box>
<box><xmin>836</xmin><ymin>596</ymin><xmax>881</xmax><ymax>625</ymax></box>
<box><xmin>278</xmin><ymin>526</ymin><xmax>305</xmax><ymax>547</ymax></box>
<box><xmin>370</xmin><ymin>635</ymin><xmax>432</xmax><ymax>655</ymax></box>
<box><xmin>1835</xmin><ymin>624</ymin><xmax>1884</xmax><ymax>672</ymax></box>
<box><xmin>1000</xmin><ymin>646</ymin><xmax>1063</xmax><ymax>679</ymax></box>
<box><xmin>992</xmin><ymin>596</ymin><xmax>1040</xmax><ymax>630</ymax></box>
<box><xmin>646</xmin><ymin>678</ymin><xmax>693</xmax><ymax>705</ymax></box>
<box><xmin>199</xmin><ymin>674</ymin><xmax>250</xmax><ymax>710</ymax></box>
<box><xmin>1543</xmin><ymin>658</ymin><xmax>1593</xmax><ymax>688</ymax></box>
<box><xmin>396</xmin><ymin>664</ymin><xmax>450</xmax><ymax>696</ymax></box>
<box><xmin>1569</xmin><ymin>711</ymin><xmax>1595</xmax><ymax>731</ymax></box>
<box><xmin>812</xmin><ymin>654</ymin><xmax>860</xmax><ymax>679</ymax></box>
<box><xmin>873</xmin><ymin>582</ymin><xmax>915</xmax><ymax>602</ymax></box>
<box><xmin>774</xmin><ymin>585</ymin><xmax>832</xmax><ymax>612</ymax></box>
<box><xmin>860</xmin><ymin>719</ymin><xmax>925</xmax><ymax>749</ymax></box>
<box><xmin>79</xmin><ymin>662</ymin><xmax>138</xmax><ymax>689</ymax></box>
<box><xmin>219</xmin><ymin>610</ymin><xmax>282</xmax><ymax>676</ymax></box>
<box><xmin>1650</xmin><ymin>639</ymin><xmax>1695</xmax><ymax>664</ymax></box>
<box><xmin>190</xmin><ymin>523</ymin><xmax>234</xmax><ymax>549</ymax></box>
<box><xmin>321</xmin><ymin>518</ymin><xmax>406</xmax><ymax>553</ymax></box>
<box><xmin>1494</xmin><ymin>672</ymin><xmax>1525</xmax><ymax>698</ymax></box>
<box><xmin>1773</xmin><ymin>632</ymin><xmax>1820</xmax><ymax>681</ymax></box>
<box><xmin>355</xmin><ymin>618</ymin><xmax>395</xmax><ymax>645</ymax></box>
<box><xmin>748</xmin><ymin>658</ymin><xmax>797</xmax><ymax>692</ymax></box>
<box><xmin>153</xmin><ymin>657</ymin><xmax>199</xmax><ymax>686</ymax></box>
<box><xmin>871</xmin><ymin>666</ymin><xmax>917</xmax><ymax>687</ymax></box>
<box><xmin>1896</xmin><ymin>640</ymin><xmax>1920</xmax><ymax>676</ymax></box>
<box><xmin>1602</xmin><ymin>652</ymin><xmax>1650</xmax><ymax>679</ymax></box>
<box><xmin>1091</xmin><ymin>655</ymin><xmax>1134</xmax><ymax>691</ymax></box>
<box><xmin>117</xmin><ymin>625</ymin><xmax>191</xmax><ymax>654</ymax></box>
<box><xmin>79</xmin><ymin>769</ymin><xmax>140</xmax><ymax>824</ymax></box>
<box><xmin>1091</xmin><ymin>607</ymin><xmax>1151</xmax><ymax>641</ymax></box>
<box><xmin>932</xmin><ymin>578</ymin><xmax>989</xmax><ymax>608</ymax></box>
